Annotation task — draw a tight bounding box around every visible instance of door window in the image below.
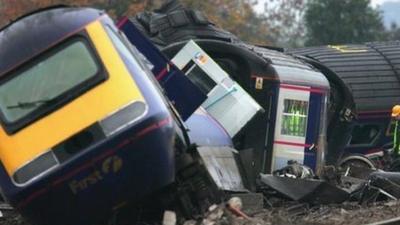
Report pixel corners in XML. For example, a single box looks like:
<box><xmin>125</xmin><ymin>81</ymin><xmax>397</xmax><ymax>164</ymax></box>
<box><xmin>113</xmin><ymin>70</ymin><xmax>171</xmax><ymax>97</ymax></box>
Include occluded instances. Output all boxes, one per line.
<box><xmin>281</xmin><ymin>99</ymin><xmax>308</xmax><ymax>137</ymax></box>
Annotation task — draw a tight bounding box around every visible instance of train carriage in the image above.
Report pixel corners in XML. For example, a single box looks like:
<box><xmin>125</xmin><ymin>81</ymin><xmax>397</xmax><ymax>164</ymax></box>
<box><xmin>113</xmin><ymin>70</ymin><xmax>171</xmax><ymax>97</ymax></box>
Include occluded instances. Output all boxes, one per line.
<box><xmin>161</xmin><ymin>39</ymin><xmax>331</xmax><ymax>174</ymax></box>
<box><xmin>163</xmin><ymin>42</ymin><xmax>330</xmax><ymax>176</ymax></box>
<box><xmin>289</xmin><ymin>42</ymin><xmax>400</xmax><ymax>161</ymax></box>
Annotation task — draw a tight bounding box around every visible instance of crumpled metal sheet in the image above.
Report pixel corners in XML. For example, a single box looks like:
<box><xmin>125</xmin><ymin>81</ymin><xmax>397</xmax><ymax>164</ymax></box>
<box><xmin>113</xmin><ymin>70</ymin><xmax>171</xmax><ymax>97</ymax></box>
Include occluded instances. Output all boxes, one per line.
<box><xmin>364</xmin><ymin>171</ymin><xmax>400</xmax><ymax>200</ymax></box>
<box><xmin>197</xmin><ymin>146</ymin><xmax>247</xmax><ymax>192</ymax></box>
<box><xmin>259</xmin><ymin>174</ymin><xmax>350</xmax><ymax>204</ymax></box>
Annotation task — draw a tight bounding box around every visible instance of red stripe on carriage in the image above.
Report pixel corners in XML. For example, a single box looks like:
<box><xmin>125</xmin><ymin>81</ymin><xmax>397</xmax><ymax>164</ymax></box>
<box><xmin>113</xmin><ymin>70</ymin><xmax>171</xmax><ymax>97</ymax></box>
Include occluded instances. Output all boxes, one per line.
<box><xmin>156</xmin><ymin>66</ymin><xmax>169</xmax><ymax>80</ymax></box>
<box><xmin>116</xmin><ymin>16</ymin><xmax>129</xmax><ymax>28</ymax></box>
<box><xmin>274</xmin><ymin>140</ymin><xmax>312</xmax><ymax>148</ymax></box>
<box><xmin>280</xmin><ymin>84</ymin><xmax>326</xmax><ymax>94</ymax></box>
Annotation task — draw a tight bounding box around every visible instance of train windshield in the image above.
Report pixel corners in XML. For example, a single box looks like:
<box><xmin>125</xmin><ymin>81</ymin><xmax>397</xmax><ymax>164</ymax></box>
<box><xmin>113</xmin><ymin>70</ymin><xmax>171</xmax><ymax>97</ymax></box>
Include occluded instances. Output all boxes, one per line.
<box><xmin>0</xmin><ymin>39</ymin><xmax>102</xmax><ymax>131</ymax></box>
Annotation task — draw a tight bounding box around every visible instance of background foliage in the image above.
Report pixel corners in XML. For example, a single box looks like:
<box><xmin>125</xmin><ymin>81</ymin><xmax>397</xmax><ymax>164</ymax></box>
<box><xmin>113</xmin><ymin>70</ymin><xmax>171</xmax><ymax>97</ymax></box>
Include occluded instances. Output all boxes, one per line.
<box><xmin>304</xmin><ymin>0</ymin><xmax>385</xmax><ymax>45</ymax></box>
<box><xmin>0</xmin><ymin>0</ymin><xmax>399</xmax><ymax>47</ymax></box>
<box><xmin>0</xmin><ymin>0</ymin><xmax>305</xmax><ymax>46</ymax></box>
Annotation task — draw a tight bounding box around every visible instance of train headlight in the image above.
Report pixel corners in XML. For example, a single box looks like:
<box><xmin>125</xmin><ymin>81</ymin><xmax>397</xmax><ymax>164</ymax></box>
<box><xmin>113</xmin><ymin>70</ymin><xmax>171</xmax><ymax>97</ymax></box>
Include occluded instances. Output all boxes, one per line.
<box><xmin>13</xmin><ymin>151</ymin><xmax>59</xmax><ymax>185</ymax></box>
<box><xmin>99</xmin><ymin>101</ymin><xmax>147</xmax><ymax>136</ymax></box>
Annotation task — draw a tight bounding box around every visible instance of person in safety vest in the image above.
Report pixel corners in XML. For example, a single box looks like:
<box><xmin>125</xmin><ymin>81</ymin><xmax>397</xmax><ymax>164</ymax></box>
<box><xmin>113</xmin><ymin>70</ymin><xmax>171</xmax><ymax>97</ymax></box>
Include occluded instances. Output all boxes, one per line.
<box><xmin>392</xmin><ymin>105</ymin><xmax>400</xmax><ymax>156</ymax></box>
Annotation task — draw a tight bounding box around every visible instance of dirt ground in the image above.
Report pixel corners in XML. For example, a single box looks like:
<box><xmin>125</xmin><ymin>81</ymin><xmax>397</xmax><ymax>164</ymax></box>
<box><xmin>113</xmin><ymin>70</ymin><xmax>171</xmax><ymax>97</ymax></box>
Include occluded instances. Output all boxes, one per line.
<box><xmin>3</xmin><ymin>201</ymin><xmax>400</xmax><ymax>225</ymax></box>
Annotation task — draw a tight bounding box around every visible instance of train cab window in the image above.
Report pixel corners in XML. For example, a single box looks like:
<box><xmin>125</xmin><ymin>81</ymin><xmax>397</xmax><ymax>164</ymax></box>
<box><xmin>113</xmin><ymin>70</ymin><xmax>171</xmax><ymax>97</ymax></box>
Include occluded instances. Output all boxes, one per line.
<box><xmin>281</xmin><ymin>99</ymin><xmax>308</xmax><ymax>137</ymax></box>
<box><xmin>350</xmin><ymin>124</ymin><xmax>380</xmax><ymax>145</ymax></box>
<box><xmin>0</xmin><ymin>39</ymin><xmax>103</xmax><ymax>133</ymax></box>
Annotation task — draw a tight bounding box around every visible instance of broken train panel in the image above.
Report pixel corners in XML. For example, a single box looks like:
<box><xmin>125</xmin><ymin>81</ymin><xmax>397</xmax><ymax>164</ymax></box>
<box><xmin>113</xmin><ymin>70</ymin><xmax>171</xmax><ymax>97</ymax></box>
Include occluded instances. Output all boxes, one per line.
<box><xmin>118</xmin><ymin>18</ymin><xmax>249</xmax><ymax>193</ymax></box>
<box><xmin>170</xmin><ymin>40</ymin><xmax>263</xmax><ymax>139</ymax></box>
<box><xmin>170</xmin><ymin>40</ymin><xmax>263</xmax><ymax>191</ymax></box>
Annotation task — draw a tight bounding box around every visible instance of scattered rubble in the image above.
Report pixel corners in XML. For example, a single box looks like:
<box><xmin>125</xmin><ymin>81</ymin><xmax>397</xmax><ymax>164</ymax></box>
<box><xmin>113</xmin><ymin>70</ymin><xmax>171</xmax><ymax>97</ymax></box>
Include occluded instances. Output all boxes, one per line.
<box><xmin>175</xmin><ymin>162</ymin><xmax>400</xmax><ymax>225</ymax></box>
<box><xmin>3</xmin><ymin>199</ymin><xmax>400</xmax><ymax>225</ymax></box>
<box><xmin>180</xmin><ymin>200</ymin><xmax>400</xmax><ymax>225</ymax></box>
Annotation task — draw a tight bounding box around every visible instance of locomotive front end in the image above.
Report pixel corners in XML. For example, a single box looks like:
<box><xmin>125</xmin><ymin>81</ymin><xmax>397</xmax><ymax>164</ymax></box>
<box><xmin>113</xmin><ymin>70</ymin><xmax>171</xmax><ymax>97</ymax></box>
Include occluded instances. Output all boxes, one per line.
<box><xmin>0</xmin><ymin>7</ymin><xmax>178</xmax><ymax>225</ymax></box>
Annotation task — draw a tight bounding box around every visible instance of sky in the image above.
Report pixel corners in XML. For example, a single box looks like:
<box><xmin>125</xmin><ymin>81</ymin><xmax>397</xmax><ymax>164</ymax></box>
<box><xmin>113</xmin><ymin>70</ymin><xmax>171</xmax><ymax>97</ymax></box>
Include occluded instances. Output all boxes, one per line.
<box><xmin>371</xmin><ymin>0</ymin><xmax>397</xmax><ymax>6</ymax></box>
<box><xmin>254</xmin><ymin>0</ymin><xmax>400</xmax><ymax>13</ymax></box>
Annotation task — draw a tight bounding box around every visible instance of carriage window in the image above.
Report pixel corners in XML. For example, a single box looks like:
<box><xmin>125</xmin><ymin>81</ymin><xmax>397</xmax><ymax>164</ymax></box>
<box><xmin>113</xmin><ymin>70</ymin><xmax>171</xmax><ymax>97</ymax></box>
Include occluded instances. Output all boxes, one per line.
<box><xmin>350</xmin><ymin>124</ymin><xmax>380</xmax><ymax>145</ymax></box>
<box><xmin>281</xmin><ymin>99</ymin><xmax>308</xmax><ymax>137</ymax></box>
<box><xmin>183</xmin><ymin>61</ymin><xmax>217</xmax><ymax>95</ymax></box>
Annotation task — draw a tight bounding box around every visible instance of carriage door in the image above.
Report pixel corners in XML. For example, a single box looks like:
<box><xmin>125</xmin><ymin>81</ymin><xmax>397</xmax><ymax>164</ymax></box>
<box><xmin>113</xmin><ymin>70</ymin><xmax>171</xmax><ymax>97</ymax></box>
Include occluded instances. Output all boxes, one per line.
<box><xmin>272</xmin><ymin>84</ymin><xmax>323</xmax><ymax>172</ymax></box>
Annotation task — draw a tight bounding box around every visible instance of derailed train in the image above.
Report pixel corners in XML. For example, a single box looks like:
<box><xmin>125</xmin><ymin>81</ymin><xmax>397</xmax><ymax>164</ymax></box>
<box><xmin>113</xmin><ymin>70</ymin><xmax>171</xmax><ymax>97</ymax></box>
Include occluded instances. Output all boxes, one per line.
<box><xmin>0</xmin><ymin>3</ymin><xmax>357</xmax><ymax>225</ymax></box>
<box><xmin>1</xmin><ymin>2</ymin><xmax>399</xmax><ymax>225</ymax></box>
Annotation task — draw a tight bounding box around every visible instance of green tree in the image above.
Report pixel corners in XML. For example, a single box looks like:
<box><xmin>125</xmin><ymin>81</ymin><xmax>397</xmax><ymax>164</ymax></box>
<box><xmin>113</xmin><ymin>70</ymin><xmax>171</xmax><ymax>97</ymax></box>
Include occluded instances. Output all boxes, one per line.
<box><xmin>180</xmin><ymin>0</ymin><xmax>271</xmax><ymax>45</ymax></box>
<box><xmin>180</xmin><ymin>0</ymin><xmax>307</xmax><ymax>46</ymax></box>
<box><xmin>262</xmin><ymin>0</ymin><xmax>306</xmax><ymax>47</ymax></box>
<box><xmin>304</xmin><ymin>0</ymin><xmax>385</xmax><ymax>45</ymax></box>
<box><xmin>385</xmin><ymin>22</ymin><xmax>400</xmax><ymax>41</ymax></box>
<box><xmin>0</xmin><ymin>0</ymin><xmax>305</xmax><ymax>47</ymax></box>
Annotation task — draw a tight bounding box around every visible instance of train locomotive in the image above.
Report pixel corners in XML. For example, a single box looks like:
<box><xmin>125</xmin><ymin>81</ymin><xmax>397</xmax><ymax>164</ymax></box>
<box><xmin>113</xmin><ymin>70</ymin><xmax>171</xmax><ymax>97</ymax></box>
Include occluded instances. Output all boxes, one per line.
<box><xmin>0</xmin><ymin>6</ymin><xmax>225</xmax><ymax>225</ymax></box>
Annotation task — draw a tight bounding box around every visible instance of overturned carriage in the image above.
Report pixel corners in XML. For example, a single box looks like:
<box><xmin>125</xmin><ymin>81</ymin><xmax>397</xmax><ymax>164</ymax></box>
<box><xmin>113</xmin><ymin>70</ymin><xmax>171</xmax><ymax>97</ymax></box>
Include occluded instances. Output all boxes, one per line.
<box><xmin>289</xmin><ymin>43</ymin><xmax>400</xmax><ymax>158</ymax></box>
<box><xmin>119</xmin><ymin>1</ymin><xmax>356</xmax><ymax>179</ymax></box>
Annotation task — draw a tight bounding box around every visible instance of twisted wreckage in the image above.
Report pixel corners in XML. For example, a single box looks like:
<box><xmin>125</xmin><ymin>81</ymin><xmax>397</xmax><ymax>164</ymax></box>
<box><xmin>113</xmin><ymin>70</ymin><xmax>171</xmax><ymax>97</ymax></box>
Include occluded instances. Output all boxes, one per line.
<box><xmin>0</xmin><ymin>1</ymin><xmax>400</xmax><ymax>224</ymax></box>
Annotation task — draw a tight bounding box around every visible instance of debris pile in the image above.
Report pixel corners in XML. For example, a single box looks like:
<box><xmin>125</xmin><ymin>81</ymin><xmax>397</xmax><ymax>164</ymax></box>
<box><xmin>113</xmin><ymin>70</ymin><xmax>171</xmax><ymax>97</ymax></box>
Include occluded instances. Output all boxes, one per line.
<box><xmin>175</xmin><ymin>160</ymin><xmax>400</xmax><ymax>225</ymax></box>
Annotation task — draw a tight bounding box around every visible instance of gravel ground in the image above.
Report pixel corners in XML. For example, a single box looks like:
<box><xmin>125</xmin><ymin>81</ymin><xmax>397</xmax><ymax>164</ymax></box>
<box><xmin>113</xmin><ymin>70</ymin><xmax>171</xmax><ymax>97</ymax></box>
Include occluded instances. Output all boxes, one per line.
<box><xmin>3</xmin><ymin>201</ymin><xmax>400</xmax><ymax>225</ymax></box>
<box><xmin>183</xmin><ymin>201</ymin><xmax>400</xmax><ymax>225</ymax></box>
<box><xmin>0</xmin><ymin>211</ymin><xmax>29</xmax><ymax>225</ymax></box>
